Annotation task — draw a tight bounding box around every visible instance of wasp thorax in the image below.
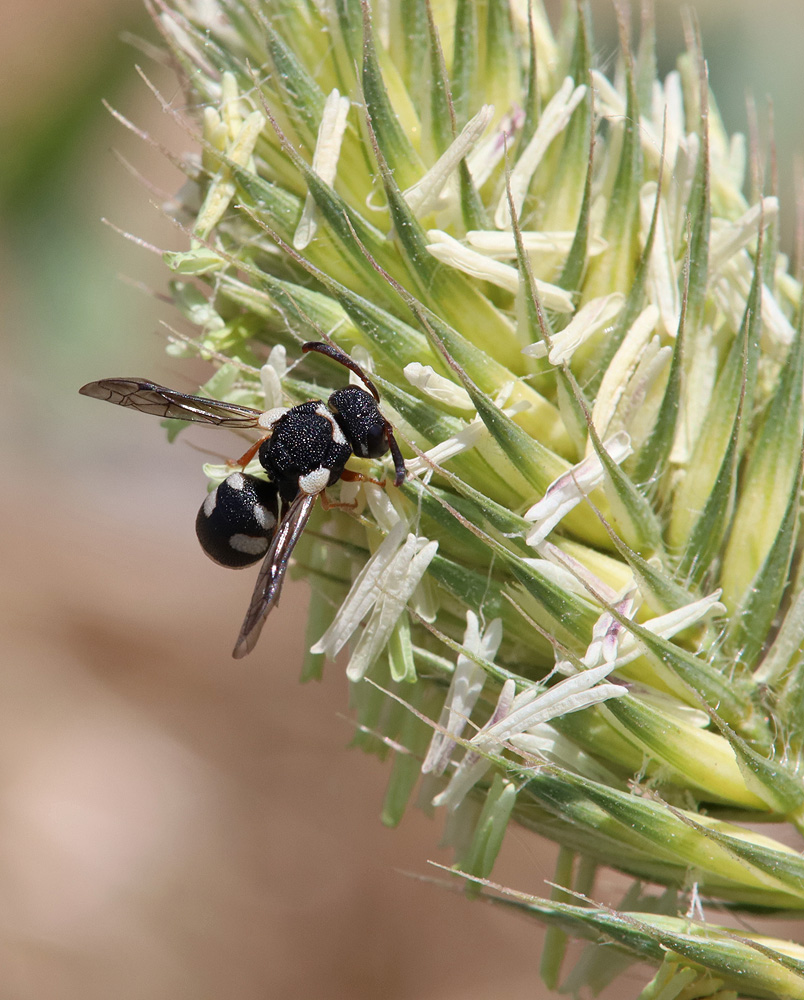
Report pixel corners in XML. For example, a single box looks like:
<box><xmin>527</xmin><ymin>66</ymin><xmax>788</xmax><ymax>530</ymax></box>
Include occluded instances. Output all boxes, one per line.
<box><xmin>258</xmin><ymin>400</ymin><xmax>352</xmax><ymax>502</ymax></box>
<box><xmin>196</xmin><ymin>472</ymin><xmax>279</xmax><ymax>568</ymax></box>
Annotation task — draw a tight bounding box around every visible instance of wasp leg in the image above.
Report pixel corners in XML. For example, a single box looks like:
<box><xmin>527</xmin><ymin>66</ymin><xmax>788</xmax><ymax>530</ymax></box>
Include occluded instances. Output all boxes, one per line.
<box><xmin>231</xmin><ymin>435</ymin><xmax>270</xmax><ymax>469</ymax></box>
<box><xmin>339</xmin><ymin>468</ymin><xmax>386</xmax><ymax>488</ymax></box>
<box><xmin>320</xmin><ymin>491</ymin><xmax>359</xmax><ymax>512</ymax></box>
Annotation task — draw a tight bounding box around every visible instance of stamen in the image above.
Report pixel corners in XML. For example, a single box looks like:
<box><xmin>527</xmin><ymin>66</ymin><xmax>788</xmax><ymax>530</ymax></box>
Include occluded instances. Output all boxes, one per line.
<box><xmin>403</xmin><ymin>105</ymin><xmax>495</xmax><ymax>218</ymax></box>
<box><xmin>494</xmin><ymin>77</ymin><xmax>587</xmax><ymax>229</ymax></box>
<box><xmin>294</xmin><ymin>89</ymin><xmax>351</xmax><ymax>249</ymax></box>
<box><xmin>425</xmin><ymin>230</ymin><xmax>574</xmax><ymax>310</ymax></box>
<box><xmin>524</xmin><ymin>432</ymin><xmax>633</xmax><ymax>546</ymax></box>
<box><xmin>523</xmin><ymin>294</ymin><xmax>624</xmax><ymax>365</ymax></box>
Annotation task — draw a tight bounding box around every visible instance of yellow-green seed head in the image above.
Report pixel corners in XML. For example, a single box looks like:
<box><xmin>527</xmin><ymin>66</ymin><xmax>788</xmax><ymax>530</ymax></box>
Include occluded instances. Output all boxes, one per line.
<box><xmin>124</xmin><ymin>2</ymin><xmax>804</xmax><ymax>995</ymax></box>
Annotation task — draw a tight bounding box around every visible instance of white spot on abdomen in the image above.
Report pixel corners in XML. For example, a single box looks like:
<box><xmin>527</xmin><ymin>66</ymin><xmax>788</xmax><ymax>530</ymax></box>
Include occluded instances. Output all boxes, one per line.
<box><xmin>253</xmin><ymin>504</ymin><xmax>276</xmax><ymax>530</ymax></box>
<box><xmin>202</xmin><ymin>488</ymin><xmax>219</xmax><ymax>517</ymax></box>
<box><xmin>230</xmin><ymin>534</ymin><xmax>269</xmax><ymax>555</ymax></box>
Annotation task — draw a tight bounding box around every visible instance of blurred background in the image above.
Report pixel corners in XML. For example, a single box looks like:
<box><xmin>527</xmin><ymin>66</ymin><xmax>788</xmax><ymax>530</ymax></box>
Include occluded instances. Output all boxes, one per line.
<box><xmin>1</xmin><ymin>1</ymin><xmax>802</xmax><ymax>997</ymax></box>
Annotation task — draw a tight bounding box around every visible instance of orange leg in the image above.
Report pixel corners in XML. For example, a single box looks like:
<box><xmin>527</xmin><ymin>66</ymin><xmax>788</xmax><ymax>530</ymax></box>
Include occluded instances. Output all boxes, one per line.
<box><xmin>320</xmin><ymin>491</ymin><xmax>358</xmax><ymax>512</ymax></box>
<box><xmin>340</xmin><ymin>468</ymin><xmax>386</xmax><ymax>488</ymax></box>
<box><xmin>231</xmin><ymin>435</ymin><xmax>270</xmax><ymax>469</ymax></box>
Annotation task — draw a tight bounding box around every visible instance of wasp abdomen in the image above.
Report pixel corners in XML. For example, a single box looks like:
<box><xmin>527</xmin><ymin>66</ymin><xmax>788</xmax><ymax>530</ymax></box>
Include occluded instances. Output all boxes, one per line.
<box><xmin>196</xmin><ymin>472</ymin><xmax>279</xmax><ymax>568</ymax></box>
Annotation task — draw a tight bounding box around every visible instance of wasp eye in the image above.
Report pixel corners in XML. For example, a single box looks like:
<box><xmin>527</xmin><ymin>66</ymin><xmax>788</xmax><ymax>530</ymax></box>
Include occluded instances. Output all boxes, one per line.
<box><xmin>196</xmin><ymin>473</ymin><xmax>279</xmax><ymax>568</ymax></box>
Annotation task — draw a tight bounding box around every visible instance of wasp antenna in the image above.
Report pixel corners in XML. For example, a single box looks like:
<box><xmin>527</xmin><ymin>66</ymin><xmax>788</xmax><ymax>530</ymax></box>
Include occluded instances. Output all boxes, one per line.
<box><xmin>302</xmin><ymin>341</ymin><xmax>380</xmax><ymax>402</ymax></box>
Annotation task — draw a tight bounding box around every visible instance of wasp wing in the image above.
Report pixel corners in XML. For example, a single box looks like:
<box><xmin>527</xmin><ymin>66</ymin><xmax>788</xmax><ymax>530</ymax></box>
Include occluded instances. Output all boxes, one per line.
<box><xmin>232</xmin><ymin>492</ymin><xmax>318</xmax><ymax>659</ymax></box>
<box><xmin>79</xmin><ymin>378</ymin><xmax>263</xmax><ymax>428</ymax></box>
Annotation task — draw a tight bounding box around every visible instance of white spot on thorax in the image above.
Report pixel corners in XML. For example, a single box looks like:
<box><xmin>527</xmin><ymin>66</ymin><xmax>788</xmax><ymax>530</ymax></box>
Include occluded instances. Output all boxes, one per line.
<box><xmin>228</xmin><ymin>472</ymin><xmax>246</xmax><ymax>489</ymax></box>
<box><xmin>258</xmin><ymin>406</ymin><xmax>289</xmax><ymax>430</ymax></box>
<box><xmin>314</xmin><ymin>403</ymin><xmax>347</xmax><ymax>445</ymax></box>
<box><xmin>299</xmin><ymin>466</ymin><xmax>330</xmax><ymax>495</ymax></box>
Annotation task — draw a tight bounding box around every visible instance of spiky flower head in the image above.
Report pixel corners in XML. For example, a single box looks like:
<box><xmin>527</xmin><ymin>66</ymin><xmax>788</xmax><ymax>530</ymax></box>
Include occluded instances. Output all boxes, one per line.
<box><xmin>119</xmin><ymin>1</ymin><xmax>804</xmax><ymax>995</ymax></box>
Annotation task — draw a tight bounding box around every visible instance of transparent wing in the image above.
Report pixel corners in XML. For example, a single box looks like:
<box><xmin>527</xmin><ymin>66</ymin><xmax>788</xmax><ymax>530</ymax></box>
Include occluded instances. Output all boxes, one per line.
<box><xmin>232</xmin><ymin>492</ymin><xmax>318</xmax><ymax>659</ymax></box>
<box><xmin>79</xmin><ymin>377</ymin><xmax>263</xmax><ymax>427</ymax></box>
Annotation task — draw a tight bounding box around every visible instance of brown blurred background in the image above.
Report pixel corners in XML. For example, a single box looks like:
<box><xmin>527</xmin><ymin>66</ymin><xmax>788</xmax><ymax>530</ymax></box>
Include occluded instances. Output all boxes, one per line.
<box><xmin>1</xmin><ymin>1</ymin><xmax>802</xmax><ymax>997</ymax></box>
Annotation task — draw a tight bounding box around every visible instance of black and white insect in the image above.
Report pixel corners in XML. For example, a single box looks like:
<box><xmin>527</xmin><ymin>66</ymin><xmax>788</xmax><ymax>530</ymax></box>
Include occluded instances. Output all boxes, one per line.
<box><xmin>80</xmin><ymin>341</ymin><xmax>406</xmax><ymax>658</ymax></box>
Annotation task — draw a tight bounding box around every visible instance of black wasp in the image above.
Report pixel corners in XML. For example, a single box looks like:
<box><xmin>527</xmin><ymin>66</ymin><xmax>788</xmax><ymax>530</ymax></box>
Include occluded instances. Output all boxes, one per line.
<box><xmin>80</xmin><ymin>342</ymin><xmax>406</xmax><ymax>658</ymax></box>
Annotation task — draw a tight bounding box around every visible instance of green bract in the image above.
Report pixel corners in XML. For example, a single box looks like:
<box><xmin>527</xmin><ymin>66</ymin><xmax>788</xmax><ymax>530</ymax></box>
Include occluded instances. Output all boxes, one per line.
<box><xmin>131</xmin><ymin>2</ymin><xmax>804</xmax><ymax>995</ymax></box>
